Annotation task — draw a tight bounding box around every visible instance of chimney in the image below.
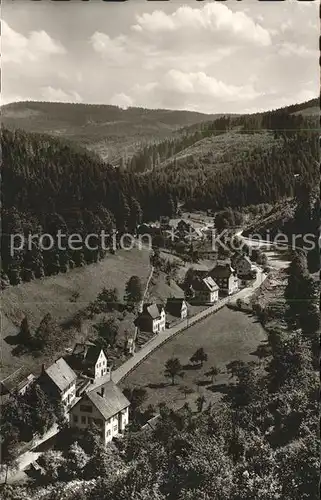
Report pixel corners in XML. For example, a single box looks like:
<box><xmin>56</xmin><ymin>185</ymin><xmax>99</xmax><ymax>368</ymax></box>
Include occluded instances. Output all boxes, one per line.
<box><xmin>41</xmin><ymin>363</ymin><xmax>46</xmax><ymax>375</ymax></box>
<box><xmin>99</xmin><ymin>387</ymin><xmax>105</xmax><ymax>398</ymax></box>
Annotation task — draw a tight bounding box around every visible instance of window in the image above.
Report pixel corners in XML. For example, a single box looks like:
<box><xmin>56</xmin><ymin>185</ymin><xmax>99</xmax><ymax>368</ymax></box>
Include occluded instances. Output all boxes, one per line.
<box><xmin>80</xmin><ymin>404</ymin><xmax>92</xmax><ymax>413</ymax></box>
<box><xmin>88</xmin><ymin>417</ymin><xmax>92</xmax><ymax>424</ymax></box>
<box><xmin>107</xmin><ymin>430</ymin><xmax>111</xmax><ymax>436</ymax></box>
<box><xmin>81</xmin><ymin>416</ymin><xmax>86</xmax><ymax>424</ymax></box>
<box><xmin>73</xmin><ymin>415</ymin><xmax>78</xmax><ymax>423</ymax></box>
<box><xmin>94</xmin><ymin>418</ymin><xmax>103</xmax><ymax>426</ymax></box>
<box><xmin>114</xmin><ymin>425</ymin><xmax>118</xmax><ymax>432</ymax></box>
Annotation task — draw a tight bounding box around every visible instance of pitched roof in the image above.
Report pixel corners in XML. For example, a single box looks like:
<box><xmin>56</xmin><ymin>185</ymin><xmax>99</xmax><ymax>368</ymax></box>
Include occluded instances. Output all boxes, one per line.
<box><xmin>44</xmin><ymin>358</ymin><xmax>77</xmax><ymax>392</ymax></box>
<box><xmin>166</xmin><ymin>297</ymin><xmax>186</xmax><ymax>314</ymax></box>
<box><xmin>192</xmin><ymin>269</ymin><xmax>210</xmax><ymax>279</ymax></box>
<box><xmin>192</xmin><ymin>276</ymin><xmax>219</xmax><ymax>292</ymax></box>
<box><xmin>166</xmin><ymin>297</ymin><xmax>185</xmax><ymax>305</ymax></box>
<box><xmin>85</xmin><ymin>381</ymin><xmax>130</xmax><ymax>420</ymax></box>
<box><xmin>0</xmin><ymin>369</ymin><xmax>35</xmax><ymax>394</ymax></box>
<box><xmin>204</xmin><ymin>277</ymin><xmax>219</xmax><ymax>291</ymax></box>
<box><xmin>142</xmin><ymin>303</ymin><xmax>164</xmax><ymax>319</ymax></box>
<box><xmin>85</xmin><ymin>346</ymin><xmax>105</xmax><ymax>363</ymax></box>
<box><xmin>72</xmin><ymin>343</ymin><xmax>106</xmax><ymax>364</ymax></box>
<box><xmin>210</xmin><ymin>264</ymin><xmax>235</xmax><ymax>278</ymax></box>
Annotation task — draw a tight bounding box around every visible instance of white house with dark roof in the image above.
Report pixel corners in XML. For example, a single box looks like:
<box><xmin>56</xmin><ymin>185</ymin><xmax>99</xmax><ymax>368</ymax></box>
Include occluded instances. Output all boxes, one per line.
<box><xmin>39</xmin><ymin>357</ymin><xmax>77</xmax><ymax>408</ymax></box>
<box><xmin>209</xmin><ymin>264</ymin><xmax>239</xmax><ymax>295</ymax></box>
<box><xmin>69</xmin><ymin>380</ymin><xmax>130</xmax><ymax>444</ymax></box>
<box><xmin>70</xmin><ymin>342</ymin><xmax>111</xmax><ymax>381</ymax></box>
<box><xmin>189</xmin><ymin>275</ymin><xmax>219</xmax><ymax>304</ymax></box>
<box><xmin>135</xmin><ymin>303</ymin><xmax>166</xmax><ymax>333</ymax></box>
<box><xmin>165</xmin><ymin>297</ymin><xmax>188</xmax><ymax>319</ymax></box>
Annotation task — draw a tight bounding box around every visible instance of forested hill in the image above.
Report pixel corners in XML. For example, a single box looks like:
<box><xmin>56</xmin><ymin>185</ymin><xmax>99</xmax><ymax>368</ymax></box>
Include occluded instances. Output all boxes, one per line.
<box><xmin>1</xmin><ymin>101</ymin><xmax>221</xmax><ymax>164</ymax></box>
<box><xmin>125</xmin><ymin>97</ymin><xmax>319</xmax><ymax>174</ymax></box>
<box><xmin>1</xmin><ymin>126</ymin><xmax>178</xmax><ymax>285</ymax></box>
<box><xmin>2</xmin><ymin>97</ymin><xmax>317</xmax><ymax>165</ymax></box>
<box><xmin>2</xmin><ymin>99</ymin><xmax>319</xmax><ymax>287</ymax></box>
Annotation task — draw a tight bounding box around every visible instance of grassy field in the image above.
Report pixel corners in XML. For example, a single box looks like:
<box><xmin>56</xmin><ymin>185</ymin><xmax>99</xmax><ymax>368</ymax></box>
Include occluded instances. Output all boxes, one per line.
<box><xmin>120</xmin><ymin>307</ymin><xmax>267</xmax><ymax>411</ymax></box>
<box><xmin>1</xmin><ymin>247</ymin><xmax>151</xmax><ymax>378</ymax></box>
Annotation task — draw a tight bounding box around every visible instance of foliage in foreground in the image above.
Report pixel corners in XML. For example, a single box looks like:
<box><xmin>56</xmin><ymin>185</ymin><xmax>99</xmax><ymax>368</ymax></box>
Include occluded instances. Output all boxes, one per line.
<box><xmin>1</xmin><ymin>319</ymin><xmax>318</xmax><ymax>500</ymax></box>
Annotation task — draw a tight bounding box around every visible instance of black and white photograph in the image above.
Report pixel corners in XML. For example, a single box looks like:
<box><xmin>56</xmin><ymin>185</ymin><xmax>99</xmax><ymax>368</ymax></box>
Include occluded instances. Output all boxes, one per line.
<box><xmin>0</xmin><ymin>0</ymin><xmax>319</xmax><ymax>498</ymax></box>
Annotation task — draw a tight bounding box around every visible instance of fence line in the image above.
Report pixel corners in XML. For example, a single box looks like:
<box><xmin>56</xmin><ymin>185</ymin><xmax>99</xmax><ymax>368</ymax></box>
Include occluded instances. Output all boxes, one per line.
<box><xmin>114</xmin><ymin>297</ymin><xmax>230</xmax><ymax>383</ymax></box>
<box><xmin>114</xmin><ymin>267</ymin><xmax>267</xmax><ymax>384</ymax></box>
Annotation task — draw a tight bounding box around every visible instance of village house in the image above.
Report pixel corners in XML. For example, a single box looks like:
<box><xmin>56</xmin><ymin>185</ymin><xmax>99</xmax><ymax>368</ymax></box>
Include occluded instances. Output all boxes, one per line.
<box><xmin>0</xmin><ymin>369</ymin><xmax>36</xmax><ymax>399</ymax></box>
<box><xmin>69</xmin><ymin>380</ymin><xmax>130</xmax><ymax>445</ymax></box>
<box><xmin>69</xmin><ymin>342</ymin><xmax>111</xmax><ymax>382</ymax></box>
<box><xmin>165</xmin><ymin>297</ymin><xmax>188</xmax><ymax>319</ymax></box>
<box><xmin>209</xmin><ymin>264</ymin><xmax>239</xmax><ymax>295</ymax></box>
<box><xmin>38</xmin><ymin>357</ymin><xmax>77</xmax><ymax>408</ymax></box>
<box><xmin>160</xmin><ymin>215</ymin><xmax>171</xmax><ymax>230</ymax></box>
<box><xmin>135</xmin><ymin>303</ymin><xmax>166</xmax><ymax>333</ymax></box>
<box><xmin>189</xmin><ymin>275</ymin><xmax>219</xmax><ymax>305</ymax></box>
<box><xmin>231</xmin><ymin>253</ymin><xmax>252</xmax><ymax>277</ymax></box>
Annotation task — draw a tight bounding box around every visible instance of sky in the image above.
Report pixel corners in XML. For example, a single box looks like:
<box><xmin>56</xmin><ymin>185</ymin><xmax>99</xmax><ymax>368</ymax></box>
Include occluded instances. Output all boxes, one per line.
<box><xmin>1</xmin><ymin>0</ymin><xmax>319</xmax><ymax>114</ymax></box>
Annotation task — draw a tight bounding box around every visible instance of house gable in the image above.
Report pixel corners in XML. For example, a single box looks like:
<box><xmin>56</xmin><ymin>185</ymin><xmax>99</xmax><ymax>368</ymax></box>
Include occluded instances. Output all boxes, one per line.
<box><xmin>95</xmin><ymin>350</ymin><xmax>107</xmax><ymax>369</ymax></box>
<box><xmin>43</xmin><ymin>358</ymin><xmax>77</xmax><ymax>394</ymax></box>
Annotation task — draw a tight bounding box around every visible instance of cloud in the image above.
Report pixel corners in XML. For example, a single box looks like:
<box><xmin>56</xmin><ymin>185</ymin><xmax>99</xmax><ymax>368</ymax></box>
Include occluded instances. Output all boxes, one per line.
<box><xmin>278</xmin><ymin>42</ymin><xmax>317</xmax><ymax>59</ymax></box>
<box><xmin>2</xmin><ymin>20</ymin><xmax>66</xmax><ymax>64</ymax></box>
<box><xmin>130</xmin><ymin>69</ymin><xmax>261</xmax><ymax>113</ymax></box>
<box><xmin>90</xmin><ymin>33</ymin><xmax>131</xmax><ymax>65</ymax></box>
<box><xmin>162</xmin><ymin>70</ymin><xmax>260</xmax><ymax>100</ymax></box>
<box><xmin>41</xmin><ymin>87</ymin><xmax>82</xmax><ymax>103</ymax></box>
<box><xmin>132</xmin><ymin>3</ymin><xmax>271</xmax><ymax>47</ymax></box>
<box><xmin>90</xmin><ymin>2</ymin><xmax>272</xmax><ymax>74</ymax></box>
<box><xmin>1</xmin><ymin>1</ymin><xmax>318</xmax><ymax>114</ymax></box>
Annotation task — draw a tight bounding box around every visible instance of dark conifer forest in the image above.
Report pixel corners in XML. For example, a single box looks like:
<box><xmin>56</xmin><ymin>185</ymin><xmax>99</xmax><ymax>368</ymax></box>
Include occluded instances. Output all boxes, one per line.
<box><xmin>1</xmin><ymin>99</ymin><xmax>319</xmax><ymax>286</ymax></box>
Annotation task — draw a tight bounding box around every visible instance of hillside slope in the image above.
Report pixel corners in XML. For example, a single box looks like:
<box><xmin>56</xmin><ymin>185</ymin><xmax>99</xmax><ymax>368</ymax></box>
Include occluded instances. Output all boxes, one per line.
<box><xmin>1</xmin><ymin>247</ymin><xmax>151</xmax><ymax>378</ymax></box>
<box><xmin>156</xmin><ymin>130</ymin><xmax>282</xmax><ymax>172</ymax></box>
<box><xmin>126</xmin><ymin>97</ymin><xmax>318</xmax><ymax>175</ymax></box>
<box><xmin>1</xmin><ymin>101</ymin><xmax>220</xmax><ymax>163</ymax></box>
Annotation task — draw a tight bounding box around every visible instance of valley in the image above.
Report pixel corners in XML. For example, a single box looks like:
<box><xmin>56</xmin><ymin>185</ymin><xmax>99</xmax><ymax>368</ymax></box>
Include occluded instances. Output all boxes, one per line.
<box><xmin>1</xmin><ymin>97</ymin><xmax>319</xmax><ymax>499</ymax></box>
<box><xmin>1</xmin><ymin>101</ymin><xmax>221</xmax><ymax>164</ymax></box>
<box><xmin>1</xmin><ymin>0</ymin><xmax>319</xmax><ymax>497</ymax></box>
